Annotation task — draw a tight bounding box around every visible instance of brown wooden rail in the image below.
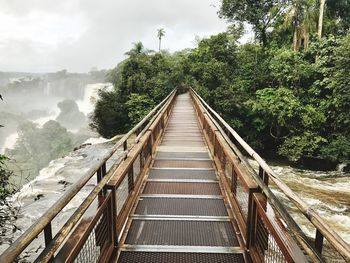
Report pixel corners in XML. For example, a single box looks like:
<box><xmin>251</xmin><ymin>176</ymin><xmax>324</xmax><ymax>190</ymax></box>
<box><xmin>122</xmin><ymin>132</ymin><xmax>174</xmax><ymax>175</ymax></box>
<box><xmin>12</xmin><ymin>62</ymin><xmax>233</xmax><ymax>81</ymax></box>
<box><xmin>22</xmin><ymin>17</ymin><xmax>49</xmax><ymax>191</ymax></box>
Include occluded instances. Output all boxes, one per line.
<box><xmin>189</xmin><ymin>88</ymin><xmax>350</xmax><ymax>263</ymax></box>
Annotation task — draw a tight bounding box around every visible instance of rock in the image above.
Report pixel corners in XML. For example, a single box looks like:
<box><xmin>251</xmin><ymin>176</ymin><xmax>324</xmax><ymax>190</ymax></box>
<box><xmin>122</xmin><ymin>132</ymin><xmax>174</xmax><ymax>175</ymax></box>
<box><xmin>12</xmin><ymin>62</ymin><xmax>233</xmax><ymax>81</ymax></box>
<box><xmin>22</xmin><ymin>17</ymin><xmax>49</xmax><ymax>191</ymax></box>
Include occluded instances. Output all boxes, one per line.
<box><xmin>73</xmin><ymin>143</ymin><xmax>92</xmax><ymax>151</ymax></box>
<box><xmin>34</xmin><ymin>194</ymin><xmax>44</xmax><ymax>201</ymax></box>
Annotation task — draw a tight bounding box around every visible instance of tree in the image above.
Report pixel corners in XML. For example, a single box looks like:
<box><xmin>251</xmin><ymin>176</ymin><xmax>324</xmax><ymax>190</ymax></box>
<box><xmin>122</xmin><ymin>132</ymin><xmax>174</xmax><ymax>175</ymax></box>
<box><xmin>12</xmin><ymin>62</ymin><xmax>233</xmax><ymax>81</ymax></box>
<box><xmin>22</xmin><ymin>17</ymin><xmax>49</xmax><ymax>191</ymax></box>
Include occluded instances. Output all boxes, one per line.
<box><xmin>6</xmin><ymin>121</ymin><xmax>74</xmax><ymax>178</ymax></box>
<box><xmin>157</xmin><ymin>28</ymin><xmax>165</xmax><ymax>51</ymax></box>
<box><xmin>0</xmin><ymin>155</ymin><xmax>15</xmax><ymax>203</ymax></box>
<box><xmin>318</xmin><ymin>0</ymin><xmax>326</xmax><ymax>38</ymax></box>
<box><xmin>125</xmin><ymin>42</ymin><xmax>149</xmax><ymax>57</ymax></box>
<box><xmin>281</xmin><ymin>0</ymin><xmax>317</xmax><ymax>51</ymax></box>
<box><xmin>219</xmin><ymin>0</ymin><xmax>285</xmax><ymax>47</ymax></box>
<box><xmin>91</xmin><ymin>42</ymin><xmax>180</xmax><ymax>137</ymax></box>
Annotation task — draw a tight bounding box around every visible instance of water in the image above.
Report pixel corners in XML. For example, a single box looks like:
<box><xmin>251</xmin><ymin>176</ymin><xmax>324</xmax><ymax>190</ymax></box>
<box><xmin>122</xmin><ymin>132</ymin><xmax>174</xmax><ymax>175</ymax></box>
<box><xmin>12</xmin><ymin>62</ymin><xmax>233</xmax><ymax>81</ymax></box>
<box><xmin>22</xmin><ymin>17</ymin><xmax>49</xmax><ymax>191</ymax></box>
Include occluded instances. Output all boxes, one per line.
<box><xmin>248</xmin><ymin>159</ymin><xmax>350</xmax><ymax>245</ymax></box>
<box><xmin>76</xmin><ymin>83</ymin><xmax>113</xmax><ymax>116</ymax></box>
<box><xmin>1</xmin><ymin>132</ymin><xmax>18</xmax><ymax>153</ymax></box>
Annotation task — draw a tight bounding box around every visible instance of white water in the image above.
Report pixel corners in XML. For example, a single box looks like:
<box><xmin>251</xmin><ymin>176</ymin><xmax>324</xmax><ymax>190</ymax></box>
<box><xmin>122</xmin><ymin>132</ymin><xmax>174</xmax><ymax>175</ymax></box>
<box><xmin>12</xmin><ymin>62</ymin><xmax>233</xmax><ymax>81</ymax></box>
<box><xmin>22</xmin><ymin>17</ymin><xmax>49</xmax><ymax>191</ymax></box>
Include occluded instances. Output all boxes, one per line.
<box><xmin>1</xmin><ymin>132</ymin><xmax>18</xmax><ymax>153</ymax></box>
<box><xmin>249</xmin><ymin>159</ymin><xmax>350</xmax><ymax>244</ymax></box>
<box><xmin>1</xmin><ymin>82</ymin><xmax>112</xmax><ymax>151</ymax></box>
<box><xmin>32</xmin><ymin>112</ymin><xmax>59</xmax><ymax>127</ymax></box>
<box><xmin>77</xmin><ymin>83</ymin><xmax>113</xmax><ymax>116</ymax></box>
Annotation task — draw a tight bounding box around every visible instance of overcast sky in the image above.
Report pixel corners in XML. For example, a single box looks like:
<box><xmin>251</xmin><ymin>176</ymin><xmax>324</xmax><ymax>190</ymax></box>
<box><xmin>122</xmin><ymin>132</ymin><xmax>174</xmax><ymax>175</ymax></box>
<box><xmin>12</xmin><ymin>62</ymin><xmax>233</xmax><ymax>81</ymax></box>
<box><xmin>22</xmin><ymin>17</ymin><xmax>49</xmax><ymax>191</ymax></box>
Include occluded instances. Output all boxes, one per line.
<box><xmin>0</xmin><ymin>0</ymin><xmax>230</xmax><ymax>73</ymax></box>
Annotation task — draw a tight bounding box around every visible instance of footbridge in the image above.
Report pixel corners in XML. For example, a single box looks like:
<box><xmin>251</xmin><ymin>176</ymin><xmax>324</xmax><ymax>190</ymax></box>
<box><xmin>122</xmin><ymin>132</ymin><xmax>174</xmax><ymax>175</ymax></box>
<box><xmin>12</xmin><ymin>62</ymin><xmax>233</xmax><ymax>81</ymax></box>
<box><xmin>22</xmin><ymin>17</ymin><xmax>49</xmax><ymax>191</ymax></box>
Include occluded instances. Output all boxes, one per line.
<box><xmin>1</xmin><ymin>88</ymin><xmax>349</xmax><ymax>263</ymax></box>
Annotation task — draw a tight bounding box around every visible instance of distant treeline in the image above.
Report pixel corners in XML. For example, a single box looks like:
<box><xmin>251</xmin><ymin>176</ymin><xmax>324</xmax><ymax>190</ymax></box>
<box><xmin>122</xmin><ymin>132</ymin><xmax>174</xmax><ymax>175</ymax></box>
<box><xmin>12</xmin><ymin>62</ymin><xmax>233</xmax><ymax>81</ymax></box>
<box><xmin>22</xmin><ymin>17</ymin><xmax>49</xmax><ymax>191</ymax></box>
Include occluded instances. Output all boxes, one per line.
<box><xmin>92</xmin><ymin>0</ymin><xmax>350</xmax><ymax>166</ymax></box>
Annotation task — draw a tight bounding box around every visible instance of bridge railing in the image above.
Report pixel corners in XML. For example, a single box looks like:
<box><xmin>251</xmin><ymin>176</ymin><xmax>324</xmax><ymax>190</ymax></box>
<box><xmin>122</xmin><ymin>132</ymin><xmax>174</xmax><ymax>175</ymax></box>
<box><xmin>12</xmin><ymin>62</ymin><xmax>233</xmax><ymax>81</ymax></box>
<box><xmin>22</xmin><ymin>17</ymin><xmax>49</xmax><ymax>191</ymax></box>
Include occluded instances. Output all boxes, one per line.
<box><xmin>190</xmin><ymin>88</ymin><xmax>350</xmax><ymax>263</ymax></box>
<box><xmin>0</xmin><ymin>89</ymin><xmax>177</xmax><ymax>263</ymax></box>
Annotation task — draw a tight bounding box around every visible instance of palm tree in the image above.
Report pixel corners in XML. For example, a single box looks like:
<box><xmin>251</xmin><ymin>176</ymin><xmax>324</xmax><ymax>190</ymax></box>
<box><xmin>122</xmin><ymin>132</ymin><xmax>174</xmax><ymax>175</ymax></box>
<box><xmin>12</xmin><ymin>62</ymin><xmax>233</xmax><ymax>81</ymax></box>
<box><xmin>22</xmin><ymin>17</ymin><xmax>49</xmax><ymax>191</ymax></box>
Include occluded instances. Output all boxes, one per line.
<box><xmin>282</xmin><ymin>0</ymin><xmax>317</xmax><ymax>51</ymax></box>
<box><xmin>125</xmin><ymin>42</ymin><xmax>147</xmax><ymax>56</ymax></box>
<box><xmin>157</xmin><ymin>28</ymin><xmax>165</xmax><ymax>52</ymax></box>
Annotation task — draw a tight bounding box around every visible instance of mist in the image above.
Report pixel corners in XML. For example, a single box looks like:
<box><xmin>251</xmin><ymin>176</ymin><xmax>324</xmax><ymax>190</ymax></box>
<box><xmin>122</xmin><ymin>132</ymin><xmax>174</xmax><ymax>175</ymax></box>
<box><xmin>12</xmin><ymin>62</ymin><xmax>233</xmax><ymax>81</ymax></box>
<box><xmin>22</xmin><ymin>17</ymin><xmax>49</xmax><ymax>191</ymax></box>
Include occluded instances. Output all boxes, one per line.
<box><xmin>0</xmin><ymin>70</ymin><xmax>111</xmax><ymax>184</ymax></box>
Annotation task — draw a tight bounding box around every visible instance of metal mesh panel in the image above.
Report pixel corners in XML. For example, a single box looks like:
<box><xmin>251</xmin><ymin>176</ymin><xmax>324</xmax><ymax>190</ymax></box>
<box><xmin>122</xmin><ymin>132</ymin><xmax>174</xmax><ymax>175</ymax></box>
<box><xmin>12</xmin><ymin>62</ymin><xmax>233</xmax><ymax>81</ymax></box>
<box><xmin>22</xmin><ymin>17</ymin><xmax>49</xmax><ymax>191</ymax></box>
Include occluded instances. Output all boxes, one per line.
<box><xmin>255</xmin><ymin>217</ymin><xmax>287</xmax><ymax>263</ymax></box>
<box><xmin>117</xmin><ymin>176</ymin><xmax>129</xmax><ymax>215</ymax></box>
<box><xmin>236</xmin><ymin>177</ymin><xmax>249</xmax><ymax>220</ymax></box>
<box><xmin>153</xmin><ymin>160</ymin><xmax>212</xmax><ymax>168</ymax></box>
<box><xmin>149</xmin><ymin>169</ymin><xmax>216</xmax><ymax>180</ymax></box>
<box><xmin>125</xmin><ymin>220</ymin><xmax>239</xmax><ymax>246</ymax></box>
<box><xmin>142</xmin><ymin>139</ymin><xmax>152</xmax><ymax>163</ymax></box>
<box><xmin>73</xmin><ymin>212</ymin><xmax>109</xmax><ymax>263</ymax></box>
<box><xmin>143</xmin><ymin>182</ymin><xmax>221</xmax><ymax>195</ymax></box>
<box><xmin>135</xmin><ymin>197</ymin><xmax>228</xmax><ymax>216</ymax></box>
<box><xmin>225</xmin><ymin>160</ymin><xmax>233</xmax><ymax>180</ymax></box>
<box><xmin>133</xmin><ymin>154</ymin><xmax>141</xmax><ymax>180</ymax></box>
<box><xmin>118</xmin><ymin>252</ymin><xmax>245</xmax><ymax>263</ymax></box>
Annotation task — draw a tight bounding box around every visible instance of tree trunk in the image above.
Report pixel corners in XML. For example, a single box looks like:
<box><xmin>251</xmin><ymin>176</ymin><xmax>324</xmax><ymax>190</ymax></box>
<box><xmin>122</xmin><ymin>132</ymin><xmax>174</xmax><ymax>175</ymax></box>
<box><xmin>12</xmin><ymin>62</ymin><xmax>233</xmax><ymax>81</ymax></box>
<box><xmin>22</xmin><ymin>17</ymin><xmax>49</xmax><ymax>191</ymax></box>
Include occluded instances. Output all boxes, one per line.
<box><xmin>260</xmin><ymin>27</ymin><xmax>268</xmax><ymax>48</ymax></box>
<box><xmin>318</xmin><ymin>0</ymin><xmax>326</xmax><ymax>38</ymax></box>
<box><xmin>303</xmin><ymin>28</ymin><xmax>309</xmax><ymax>50</ymax></box>
<box><xmin>158</xmin><ymin>38</ymin><xmax>161</xmax><ymax>52</ymax></box>
<box><xmin>293</xmin><ymin>27</ymin><xmax>299</xmax><ymax>51</ymax></box>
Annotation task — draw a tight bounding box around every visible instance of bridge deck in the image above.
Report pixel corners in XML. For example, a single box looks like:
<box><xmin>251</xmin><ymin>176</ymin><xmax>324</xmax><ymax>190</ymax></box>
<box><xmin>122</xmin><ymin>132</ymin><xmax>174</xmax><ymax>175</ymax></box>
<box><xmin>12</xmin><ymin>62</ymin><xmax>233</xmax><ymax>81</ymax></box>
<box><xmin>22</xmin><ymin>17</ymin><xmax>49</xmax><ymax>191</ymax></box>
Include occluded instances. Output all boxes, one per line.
<box><xmin>117</xmin><ymin>93</ymin><xmax>246</xmax><ymax>262</ymax></box>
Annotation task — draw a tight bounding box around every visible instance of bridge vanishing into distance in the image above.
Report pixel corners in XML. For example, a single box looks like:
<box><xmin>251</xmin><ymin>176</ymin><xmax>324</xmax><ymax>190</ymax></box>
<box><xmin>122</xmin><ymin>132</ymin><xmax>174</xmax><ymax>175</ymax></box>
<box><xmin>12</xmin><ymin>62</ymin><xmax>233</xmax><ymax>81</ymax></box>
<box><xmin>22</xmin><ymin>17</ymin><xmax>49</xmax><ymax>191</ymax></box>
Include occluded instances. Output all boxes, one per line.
<box><xmin>1</xmin><ymin>88</ymin><xmax>349</xmax><ymax>263</ymax></box>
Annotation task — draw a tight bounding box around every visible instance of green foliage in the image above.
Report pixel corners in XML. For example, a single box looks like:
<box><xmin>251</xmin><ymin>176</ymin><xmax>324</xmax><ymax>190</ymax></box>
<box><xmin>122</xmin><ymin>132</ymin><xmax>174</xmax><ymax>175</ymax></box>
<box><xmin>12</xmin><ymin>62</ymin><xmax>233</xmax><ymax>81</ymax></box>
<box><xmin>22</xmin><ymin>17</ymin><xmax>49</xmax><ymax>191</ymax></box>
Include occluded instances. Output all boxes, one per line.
<box><xmin>320</xmin><ymin>135</ymin><xmax>350</xmax><ymax>162</ymax></box>
<box><xmin>278</xmin><ymin>132</ymin><xmax>326</xmax><ymax>161</ymax></box>
<box><xmin>91</xmin><ymin>9</ymin><xmax>350</xmax><ymax>166</ymax></box>
<box><xmin>90</xmin><ymin>90</ymin><xmax>129</xmax><ymax>138</ymax></box>
<box><xmin>251</xmin><ymin>88</ymin><xmax>303</xmax><ymax>130</ymax></box>
<box><xmin>91</xmin><ymin>43</ymin><xmax>181</xmax><ymax>138</ymax></box>
<box><xmin>219</xmin><ymin>0</ymin><xmax>285</xmax><ymax>46</ymax></box>
<box><xmin>0</xmin><ymin>154</ymin><xmax>15</xmax><ymax>203</ymax></box>
<box><xmin>186</xmin><ymin>30</ymin><xmax>348</xmax><ymax>163</ymax></box>
<box><xmin>126</xmin><ymin>94</ymin><xmax>155</xmax><ymax>125</ymax></box>
<box><xmin>269</xmin><ymin>49</ymin><xmax>316</xmax><ymax>90</ymax></box>
<box><xmin>6</xmin><ymin>121</ymin><xmax>73</xmax><ymax>179</ymax></box>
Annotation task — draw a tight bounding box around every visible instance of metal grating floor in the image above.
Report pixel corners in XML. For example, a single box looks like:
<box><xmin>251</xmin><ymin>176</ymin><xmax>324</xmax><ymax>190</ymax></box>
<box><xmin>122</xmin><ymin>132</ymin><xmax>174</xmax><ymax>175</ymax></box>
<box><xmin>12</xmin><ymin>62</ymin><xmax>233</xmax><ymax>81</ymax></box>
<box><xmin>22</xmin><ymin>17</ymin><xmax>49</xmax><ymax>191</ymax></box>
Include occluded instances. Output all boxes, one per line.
<box><xmin>118</xmin><ymin>252</ymin><xmax>245</xmax><ymax>263</ymax></box>
<box><xmin>135</xmin><ymin>197</ymin><xmax>228</xmax><ymax>216</ymax></box>
<box><xmin>153</xmin><ymin>159</ymin><xmax>212</xmax><ymax>168</ymax></box>
<box><xmin>125</xmin><ymin>220</ymin><xmax>239</xmax><ymax>246</ymax></box>
<box><xmin>117</xmin><ymin>93</ymin><xmax>243</xmax><ymax>263</ymax></box>
<box><xmin>148</xmin><ymin>168</ymin><xmax>216</xmax><ymax>180</ymax></box>
<box><xmin>155</xmin><ymin>151</ymin><xmax>210</xmax><ymax>159</ymax></box>
<box><xmin>143</xmin><ymin>182</ymin><xmax>221</xmax><ymax>195</ymax></box>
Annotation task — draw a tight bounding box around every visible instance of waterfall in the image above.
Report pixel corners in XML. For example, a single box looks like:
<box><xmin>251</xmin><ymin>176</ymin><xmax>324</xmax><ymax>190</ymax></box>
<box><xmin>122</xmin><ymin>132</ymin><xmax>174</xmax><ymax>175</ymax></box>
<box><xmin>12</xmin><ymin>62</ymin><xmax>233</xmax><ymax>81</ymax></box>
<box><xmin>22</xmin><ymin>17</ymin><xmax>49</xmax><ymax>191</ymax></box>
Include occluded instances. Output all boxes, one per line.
<box><xmin>77</xmin><ymin>83</ymin><xmax>113</xmax><ymax>116</ymax></box>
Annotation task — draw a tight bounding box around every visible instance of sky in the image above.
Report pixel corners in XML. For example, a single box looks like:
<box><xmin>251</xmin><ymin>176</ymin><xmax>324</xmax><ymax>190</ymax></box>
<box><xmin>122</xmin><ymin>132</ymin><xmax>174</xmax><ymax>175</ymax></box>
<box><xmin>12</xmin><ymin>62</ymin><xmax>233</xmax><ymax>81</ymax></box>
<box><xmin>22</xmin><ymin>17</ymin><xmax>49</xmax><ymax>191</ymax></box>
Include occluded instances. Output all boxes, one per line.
<box><xmin>0</xmin><ymin>0</ymin><xmax>230</xmax><ymax>73</ymax></box>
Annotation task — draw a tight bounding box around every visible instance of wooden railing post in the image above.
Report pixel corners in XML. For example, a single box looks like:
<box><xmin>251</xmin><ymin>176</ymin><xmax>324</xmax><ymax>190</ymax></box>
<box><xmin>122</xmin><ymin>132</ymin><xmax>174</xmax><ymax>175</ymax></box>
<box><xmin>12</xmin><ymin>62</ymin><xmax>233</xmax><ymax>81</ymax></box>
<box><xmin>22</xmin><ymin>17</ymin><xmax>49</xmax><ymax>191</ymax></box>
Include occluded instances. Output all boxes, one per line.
<box><xmin>128</xmin><ymin>167</ymin><xmax>134</xmax><ymax>192</ymax></box>
<box><xmin>111</xmin><ymin>187</ymin><xmax>118</xmax><ymax>247</ymax></box>
<box><xmin>315</xmin><ymin>229</ymin><xmax>324</xmax><ymax>254</ymax></box>
<box><xmin>246</xmin><ymin>188</ymin><xmax>255</xmax><ymax>249</ymax></box>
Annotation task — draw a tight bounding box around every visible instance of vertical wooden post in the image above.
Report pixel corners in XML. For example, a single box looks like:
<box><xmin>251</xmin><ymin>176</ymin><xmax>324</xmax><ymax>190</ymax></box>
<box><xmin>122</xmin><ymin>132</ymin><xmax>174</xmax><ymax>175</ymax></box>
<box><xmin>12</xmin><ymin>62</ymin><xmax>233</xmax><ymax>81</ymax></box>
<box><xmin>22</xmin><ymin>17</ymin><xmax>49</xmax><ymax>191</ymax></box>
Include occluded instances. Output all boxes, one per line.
<box><xmin>97</xmin><ymin>167</ymin><xmax>102</xmax><ymax>183</ymax></box>
<box><xmin>111</xmin><ymin>187</ymin><xmax>118</xmax><ymax>247</ymax></box>
<box><xmin>246</xmin><ymin>189</ymin><xmax>254</xmax><ymax>249</ymax></box>
<box><xmin>128</xmin><ymin>167</ymin><xmax>134</xmax><ymax>192</ymax></box>
<box><xmin>44</xmin><ymin>223</ymin><xmax>53</xmax><ymax>247</ymax></box>
<box><xmin>315</xmin><ymin>229</ymin><xmax>324</xmax><ymax>254</ymax></box>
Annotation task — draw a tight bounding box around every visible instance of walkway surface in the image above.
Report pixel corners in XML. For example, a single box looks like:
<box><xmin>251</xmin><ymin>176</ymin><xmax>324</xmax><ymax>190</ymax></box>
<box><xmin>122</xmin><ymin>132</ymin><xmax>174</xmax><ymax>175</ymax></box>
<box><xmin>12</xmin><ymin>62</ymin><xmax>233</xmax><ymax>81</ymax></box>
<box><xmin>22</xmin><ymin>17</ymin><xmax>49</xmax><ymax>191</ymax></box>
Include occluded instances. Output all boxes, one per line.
<box><xmin>117</xmin><ymin>93</ymin><xmax>245</xmax><ymax>263</ymax></box>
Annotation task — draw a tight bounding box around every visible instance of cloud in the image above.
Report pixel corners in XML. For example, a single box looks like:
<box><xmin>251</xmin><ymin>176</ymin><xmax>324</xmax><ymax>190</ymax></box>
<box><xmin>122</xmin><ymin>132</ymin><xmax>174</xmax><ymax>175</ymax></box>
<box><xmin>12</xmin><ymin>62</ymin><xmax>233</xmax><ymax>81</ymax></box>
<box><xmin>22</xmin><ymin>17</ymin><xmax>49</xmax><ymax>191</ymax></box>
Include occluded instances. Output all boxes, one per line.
<box><xmin>0</xmin><ymin>0</ymin><xmax>227</xmax><ymax>72</ymax></box>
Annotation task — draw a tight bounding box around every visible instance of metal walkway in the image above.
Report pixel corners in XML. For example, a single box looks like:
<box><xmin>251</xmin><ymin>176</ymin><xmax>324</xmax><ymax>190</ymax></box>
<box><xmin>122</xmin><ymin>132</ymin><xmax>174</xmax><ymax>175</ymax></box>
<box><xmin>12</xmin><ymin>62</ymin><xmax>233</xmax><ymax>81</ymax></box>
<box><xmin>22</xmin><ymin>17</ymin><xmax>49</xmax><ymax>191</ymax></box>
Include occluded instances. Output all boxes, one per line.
<box><xmin>117</xmin><ymin>93</ymin><xmax>246</xmax><ymax>262</ymax></box>
<box><xmin>2</xmin><ymin>88</ymin><xmax>348</xmax><ymax>263</ymax></box>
